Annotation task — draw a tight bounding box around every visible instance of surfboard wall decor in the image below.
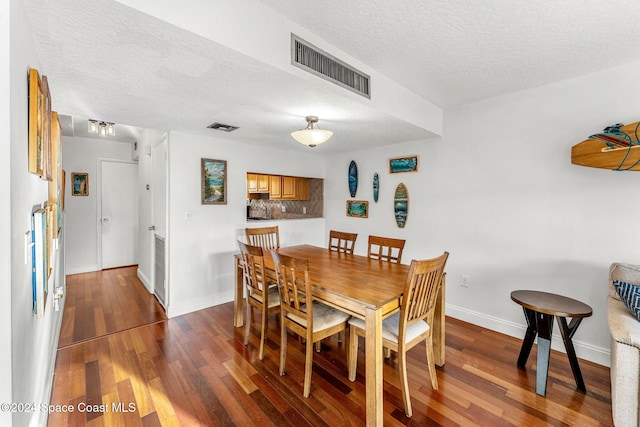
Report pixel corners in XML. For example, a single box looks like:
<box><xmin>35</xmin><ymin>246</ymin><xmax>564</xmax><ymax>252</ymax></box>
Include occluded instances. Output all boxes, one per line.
<box><xmin>348</xmin><ymin>160</ymin><xmax>358</xmax><ymax>197</ymax></box>
<box><xmin>394</xmin><ymin>183</ymin><xmax>408</xmax><ymax>228</ymax></box>
<box><xmin>571</xmin><ymin>121</ymin><xmax>640</xmax><ymax>171</ymax></box>
<box><xmin>373</xmin><ymin>173</ymin><xmax>379</xmax><ymax>202</ymax></box>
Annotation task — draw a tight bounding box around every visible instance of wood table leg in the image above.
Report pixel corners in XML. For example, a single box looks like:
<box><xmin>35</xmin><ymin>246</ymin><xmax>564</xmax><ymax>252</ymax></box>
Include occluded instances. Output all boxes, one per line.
<box><xmin>364</xmin><ymin>306</ymin><xmax>383</xmax><ymax>427</ymax></box>
<box><xmin>558</xmin><ymin>317</ymin><xmax>586</xmax><ymax>392</ymax></box>
<box><xmin>517</xmin><ymin>307</ymin><xmax>538</xmax><ymax>366</ymax></box>
<box><xmin>434</xmin><ymin>275</ymin><xmax>446</xmax><ymax>366</ymax></box>
<box><xmin>535</xmin><ymin>312</ymin><xmax>554</xmax><ymax>397</ymax></box>
<box><xmin>233</xmin><ymin>256</ymin><xmax>244</xmax><ymax>327</ymax></box>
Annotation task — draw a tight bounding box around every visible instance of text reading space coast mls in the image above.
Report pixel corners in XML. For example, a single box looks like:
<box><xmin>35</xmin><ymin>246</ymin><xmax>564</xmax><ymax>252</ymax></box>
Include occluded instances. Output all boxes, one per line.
<box><xmin>1</xmin><ymin>402</ymin><xmax>137</xmax><ymax>413</ymax></box>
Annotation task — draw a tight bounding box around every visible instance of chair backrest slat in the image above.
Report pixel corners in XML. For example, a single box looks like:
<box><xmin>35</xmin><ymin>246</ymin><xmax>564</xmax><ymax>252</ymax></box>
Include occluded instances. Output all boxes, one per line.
<box><xmin>246</xmin><ymin>226</ymin><xmax>280</xmax><ymax>249</ymax></box>
<box><xmin>367</xmin><ymin>235</ymin><xmax>406</xmax><ymax>264</ymax></box>
<box><xmin>328</xmin><ymin>230</ymin><xmax>358</xmax><ymax>254</ymax></box>
<box><xmin>401</xmin><ymin>252</ymin><xmax>449</xmax><ymax>331</ymax></box>
<box><xmin>271</xmin><ymin>250</ymin><xmax>312</xmax><ymax>328</ymax></box>
<box><xmin>238</xmin><ymin>240</ymin><xmax>267</xmax><ymax>299</ymax></box>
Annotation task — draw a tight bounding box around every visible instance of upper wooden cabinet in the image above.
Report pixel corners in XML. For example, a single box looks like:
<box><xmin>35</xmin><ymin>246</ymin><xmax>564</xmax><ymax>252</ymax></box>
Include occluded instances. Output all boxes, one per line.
<box><xmin>248</xmin><ymin>173</ymin><xmax>310</xmax><ymax>200</ymax></box>
<box><xmin>247</xmin><ymin>173</ymin><xmax>270</xmax><ymax>194</ymax></box>
<box><xmin>297</xmin><ymin>178</ymin><xmax>310</xmax><ymax>201</ymax></box>
<box><xmin>281</xmin><ymin>176</ymin><xmax>309</xmax><ymax>200</ymax></box>
<box><xmin>281</xmin><ymin>176</ymin><xmax>297</xmax><ymax>199</ymax></box>
<box><xmin>269</xmin><ymin>175</ymin><xmax>282</xmax><ymax>198</ymax></box>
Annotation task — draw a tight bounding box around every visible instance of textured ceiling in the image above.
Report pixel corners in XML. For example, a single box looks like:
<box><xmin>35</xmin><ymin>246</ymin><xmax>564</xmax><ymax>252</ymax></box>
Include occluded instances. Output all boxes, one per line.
<box><xmin>20</xmin><ymin>0</ymin><xmax>640</xmax><ymax>153</ymax></box>
<box><xmin>261</xmin><ymin>0</ymin><xmax>640</xmax><ymax>107</ymax></box>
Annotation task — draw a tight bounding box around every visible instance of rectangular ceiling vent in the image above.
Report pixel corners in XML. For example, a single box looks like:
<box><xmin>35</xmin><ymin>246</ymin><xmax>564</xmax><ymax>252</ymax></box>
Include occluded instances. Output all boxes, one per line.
<box><xmin>207</xmin><ymin>122</ymin><xmax>239</xmax><ymax>132</ymax></box>
<box><xmin>291</xmin><ymin>34</ymin><xmax>371</xmax><ymax>99</ymax></box>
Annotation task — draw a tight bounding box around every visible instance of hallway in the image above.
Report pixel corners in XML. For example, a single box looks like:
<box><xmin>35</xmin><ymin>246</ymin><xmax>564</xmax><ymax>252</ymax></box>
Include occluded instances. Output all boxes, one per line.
<box><xmin>57</xmin><ymin>266</ymin><xmax>167</xmax><ymax>348</ymax></box>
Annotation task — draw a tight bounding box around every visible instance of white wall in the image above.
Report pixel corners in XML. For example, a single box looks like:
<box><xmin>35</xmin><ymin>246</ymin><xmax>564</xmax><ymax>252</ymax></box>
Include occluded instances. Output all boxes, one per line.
<box><xmin>325</xmin><ymin>61</ymin><xmax>640</xmax><ymax>367</ymax></box>
<box><xmin>8</xmin><ymin>1</ymin><xmax>66</xmax><ymax>425</ymax></box>
<box><xmin>0</xmin><ymin>2</ymin><xmax>12</xmax><ymax>425</ymax></box>
<box><xmin>62</xmin><ymin>136</ymin><xmax>134</xmax><ymax>274</ymax></box>
<box><xmin>166</xmin><ymin>131</ymin><xmax>326</xmax><ymax>317</ymax></box>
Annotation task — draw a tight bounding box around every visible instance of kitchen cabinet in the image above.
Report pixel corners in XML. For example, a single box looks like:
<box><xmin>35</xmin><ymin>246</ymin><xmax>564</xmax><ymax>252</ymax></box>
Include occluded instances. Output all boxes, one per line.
<box><xmin>297</xmin><ymin>177</ymin><xmax>310</xmax><ymax>200</ymax></box>
<box><xmin>248</xmin><ymin>173</ymin><xmax>310</xmax><ymax>200</ymax></box>
<box><xmin>247</xmin><ymin>173</ymin><xmax>270</xmax><ymax>194</ymax></box>
<box><xmin>281</xmin><ymin>176</ymin><xmax>296</xmax><ymax>199</ymax></box>
<box><xmin>280</xmin><ymin>176</ymin><xmax>309</xmax><ymax>200</ymax></box>
<box><xmin>269</xmin><ymin>175</ymin><xmax>282</xmax><ymax>198</ymax></box>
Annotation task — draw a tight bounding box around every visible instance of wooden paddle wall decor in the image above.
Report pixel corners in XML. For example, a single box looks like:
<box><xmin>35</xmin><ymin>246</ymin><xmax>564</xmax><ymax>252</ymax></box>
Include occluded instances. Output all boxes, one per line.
<box><xmin>571</xmin><ymin>121</ymin><xmax>640</xmax><ymax>171</ymax></box>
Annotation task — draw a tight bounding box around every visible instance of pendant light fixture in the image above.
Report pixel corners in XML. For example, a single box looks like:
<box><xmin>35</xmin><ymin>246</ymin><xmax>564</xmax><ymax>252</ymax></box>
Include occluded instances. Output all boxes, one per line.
<box><xmin>290</xmin><ymin>116</ymin><xmax>333</xmax><ymax>147</ymax></box>
<box><xmin>88</xmin><ymin>119</ymin><xmax>116</xmax><ymax>137</ymax></box>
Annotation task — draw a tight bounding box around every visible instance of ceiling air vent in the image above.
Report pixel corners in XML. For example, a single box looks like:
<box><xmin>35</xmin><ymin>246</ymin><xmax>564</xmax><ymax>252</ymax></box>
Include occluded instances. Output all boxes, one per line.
<box><xmin>291</xmin><ymin>34</ymin><xmax>371</xmax><ymax>99</ymax></box>
<box><xmin>207</xmin><ymin>122</ymin><xmax>239</xmax><ymax>132</ymax></box>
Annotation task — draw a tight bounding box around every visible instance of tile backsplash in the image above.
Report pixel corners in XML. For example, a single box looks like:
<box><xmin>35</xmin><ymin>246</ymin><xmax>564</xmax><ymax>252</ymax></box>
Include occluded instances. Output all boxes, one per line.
<box><xmin>247</xmin><ymin>178</ymin><xmax>323</xmax><ymax>219</ymax></box>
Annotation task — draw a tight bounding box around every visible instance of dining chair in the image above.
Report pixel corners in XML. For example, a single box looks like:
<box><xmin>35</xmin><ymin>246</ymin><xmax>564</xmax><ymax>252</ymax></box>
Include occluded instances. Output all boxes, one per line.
<box><xmin>347</xmin><ymin>251</ymin><xmax>449</xmax><ymax>417</ymax></box>
<box><xmin>328</xmin><ymin>230</ymin><xmax>358</xmax><ymax>254</ymax></box>
<box><xmin>270</xmin><ymin>250</ymin><xmax>351</xmax><ymax>398</ymax></box>
<box><xmin>238</xmin><ymin>241</ymin><xmax>280</xmax><ymax>360</ymax></box>
<box><xmin>367</xmin><ymin>235</ymin><xmax>406</xmax><ymax>264</ymax></box>
<box><xmin>245</xmin><ymin>225</ymin><xmax>280</xmax><ymax>249</ymax></box>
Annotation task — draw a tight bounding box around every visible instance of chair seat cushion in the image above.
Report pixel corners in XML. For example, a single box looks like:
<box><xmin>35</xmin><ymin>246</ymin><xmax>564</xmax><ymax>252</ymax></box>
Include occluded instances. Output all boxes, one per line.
<box><xmin>286</xmin><ymin>301</ymin><xmax>350</xmax><ymax>331</ymax></box>
<box><xmin>349</xmin><ymin>312</ymin><xmax>430</xmax><ymax>344</ymax></box>
<box><xmin>249</xmin><ymin>287</ymin><xmax>280</xmax><ymax>309</ymax></box>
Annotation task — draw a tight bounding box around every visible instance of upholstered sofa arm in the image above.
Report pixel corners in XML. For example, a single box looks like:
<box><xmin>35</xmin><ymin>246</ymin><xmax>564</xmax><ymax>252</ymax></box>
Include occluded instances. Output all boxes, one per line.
<box><xmin>608</xmin><ymin>296</ymin><xmax>640</xmax><ymax>348</ymax></box>
<box><xmin>608</xmin><ymin>263</ymin><xmax>640</xmax><ymax>348</ymax></box>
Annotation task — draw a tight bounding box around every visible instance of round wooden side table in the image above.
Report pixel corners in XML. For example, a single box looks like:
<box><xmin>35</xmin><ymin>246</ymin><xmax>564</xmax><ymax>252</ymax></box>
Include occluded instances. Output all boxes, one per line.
<box><xmin>511</xmin><ymin>290</ymin><xmax>593</xmax><ymax>397</ymax></box>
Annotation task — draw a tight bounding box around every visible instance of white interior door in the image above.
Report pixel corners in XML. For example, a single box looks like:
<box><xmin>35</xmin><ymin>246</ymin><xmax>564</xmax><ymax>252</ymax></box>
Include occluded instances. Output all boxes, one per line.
<box><xmin>101</xmin><ymin>160</ymin><xmax>138</xmax><ymax>269</ymax></box>
<box><xmin>151</xmin><ymin>139</ymin><xmax>167</xmax><ymax>306</ymax></box>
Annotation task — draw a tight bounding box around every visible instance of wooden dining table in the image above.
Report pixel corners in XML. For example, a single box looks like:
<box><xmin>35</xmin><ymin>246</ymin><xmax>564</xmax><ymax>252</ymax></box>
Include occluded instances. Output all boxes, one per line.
<box><xmin>233</xmin><ymin>244</ymin><xmax>446</xmax><ymax>426</ymax></box>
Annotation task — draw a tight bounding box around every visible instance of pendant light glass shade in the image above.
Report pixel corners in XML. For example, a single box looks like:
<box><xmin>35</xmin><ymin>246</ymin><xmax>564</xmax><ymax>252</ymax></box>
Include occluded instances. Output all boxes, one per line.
<box><xmin>291</xmin><ymin>116</ymin><xmax>333</xmax><ymax>147</ymax></box>
<box><xmin>88</xmin><ymin>119</ymin><xmax>98</xmax><ymax>134</ymax></box>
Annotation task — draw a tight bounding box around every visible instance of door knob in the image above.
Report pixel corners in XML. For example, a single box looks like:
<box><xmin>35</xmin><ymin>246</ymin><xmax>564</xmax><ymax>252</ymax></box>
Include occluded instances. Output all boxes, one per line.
<box><xmin>148</xmin><ymin>225</ymin><xmax>156</xmax><ymax>231</ymax></box>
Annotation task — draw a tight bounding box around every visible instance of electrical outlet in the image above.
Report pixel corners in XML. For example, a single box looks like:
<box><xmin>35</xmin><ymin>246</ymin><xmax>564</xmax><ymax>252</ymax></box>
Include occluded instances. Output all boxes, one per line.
<box><xmin>281</xmin><ymin>205</ymin><xmax>286</xmax><ymax>212</ymax></box>
<box><xmin>460</xmin><ymin>274</ymin><xmax>470</xmax><ymax>288</ymax></box>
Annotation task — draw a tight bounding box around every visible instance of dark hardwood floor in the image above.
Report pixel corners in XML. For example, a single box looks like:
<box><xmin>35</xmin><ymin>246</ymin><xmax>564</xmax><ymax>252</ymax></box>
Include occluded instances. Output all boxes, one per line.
<box><xmin>49</xmin><ymin>267</ymin><xmax>613</xmax><ymax>426</ymax></box>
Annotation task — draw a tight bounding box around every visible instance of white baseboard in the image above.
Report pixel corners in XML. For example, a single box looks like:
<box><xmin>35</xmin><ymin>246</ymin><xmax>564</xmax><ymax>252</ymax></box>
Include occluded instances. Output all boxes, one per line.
<box><xmin>446</xmin><ymin>304</ymin><xmax>611</xmax><ymax>368</ymax></box>
<box><xmin>136</xmin><ymin>268</ymin><xmax>153</xmax><ymax>293</ymax></box>
<box><xmin>65</xmin><ymin>264</ymin><xmax>99</xmax><ymax>275</ymax></box>
<box><xmin>166</xmin><ymin>291</ymin><xmax>234</xmax><ymax>319</ymax></box>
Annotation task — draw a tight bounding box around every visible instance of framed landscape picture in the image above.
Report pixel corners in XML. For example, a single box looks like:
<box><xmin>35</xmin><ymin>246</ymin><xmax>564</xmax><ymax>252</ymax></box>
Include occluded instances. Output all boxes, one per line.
<box><xmin>71</xmin><ymin>172</ymin><xmax>89</xmax><ymax>196</ymax></box>
<box><xmin>389</xmin><ymin>155</ymin><xmax>418</xmax><ymax>173</ymax></box>
<box><xmin>346</xmin><ymin>200</ymin><xmax>369</xmax><ymax>218</ymax></box>
<box><xmin>28</xmin><ymin>68</ymin><xmax>46</xmax><ymax>177</ymax></box>
<box><xmin>201</xmin><ymin>158</ymin><xmax>227</xmax><ymax>205</ymax></box>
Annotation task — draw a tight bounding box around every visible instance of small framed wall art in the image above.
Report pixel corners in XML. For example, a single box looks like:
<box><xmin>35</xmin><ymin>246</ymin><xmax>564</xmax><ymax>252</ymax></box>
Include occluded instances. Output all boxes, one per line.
<box><xmin>201</xmin><ymin>158</ymin><xmax>227</xmax><ymax>205</ymax></box>
<box><xmin>346</xmin><ymin>200</ymin><xmax>369</xmax><ymax>218</ymax></box>
<box><xmin>389</xmin><ymin>155</ymin><xmax>418</xmax><ymax>173</ymax></box>
<box><xmin>71</xmin><ymin>172</ymin><xmax>89</xmax><ymax>196</ymax></box>
<box><xmin>28</xmin><ymin>68</ymin><xmax>49</xmax><ymax>179</ymax></box>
